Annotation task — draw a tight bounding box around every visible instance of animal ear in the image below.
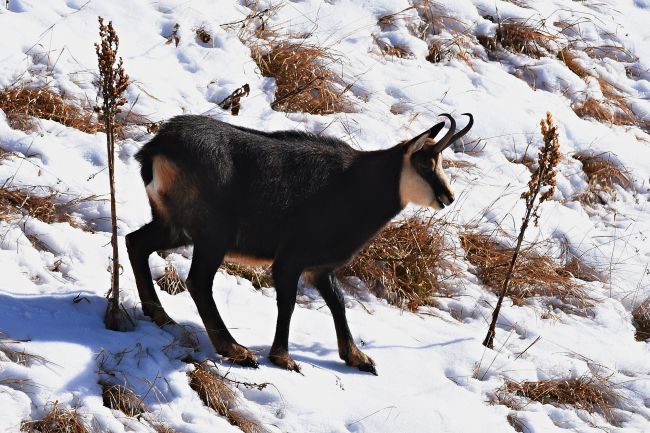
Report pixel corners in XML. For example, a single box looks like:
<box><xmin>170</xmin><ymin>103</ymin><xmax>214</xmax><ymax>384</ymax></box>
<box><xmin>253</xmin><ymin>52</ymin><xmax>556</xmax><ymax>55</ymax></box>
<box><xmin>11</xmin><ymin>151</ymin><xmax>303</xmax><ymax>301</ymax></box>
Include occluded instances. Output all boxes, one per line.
<box><xmin>405</xmin><ymin>122</ymin><xmax>446</xmax><ymax>154</ymax></box>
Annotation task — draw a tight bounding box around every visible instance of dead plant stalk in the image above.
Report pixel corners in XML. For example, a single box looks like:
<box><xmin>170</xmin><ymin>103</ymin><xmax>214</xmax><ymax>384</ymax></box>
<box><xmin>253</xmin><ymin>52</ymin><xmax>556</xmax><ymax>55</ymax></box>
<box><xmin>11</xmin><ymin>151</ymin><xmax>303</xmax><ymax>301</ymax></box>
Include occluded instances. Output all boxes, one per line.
<box><xmin>96</xmin><ymin>17</ymin><xmax>129</xmax><ymax>330</ymax></box>
<box><xmin>483</xmin><ymin>113</ymin><xmax>560</xmax><ymax>348</ymax></box>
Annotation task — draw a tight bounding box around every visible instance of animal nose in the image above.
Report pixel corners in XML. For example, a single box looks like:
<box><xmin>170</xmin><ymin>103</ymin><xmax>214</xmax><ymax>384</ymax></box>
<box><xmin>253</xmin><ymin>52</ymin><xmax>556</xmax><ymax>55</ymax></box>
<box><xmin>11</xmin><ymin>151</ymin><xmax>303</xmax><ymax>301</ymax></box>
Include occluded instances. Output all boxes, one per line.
<box><xmin>438</xmin><ymin>190</ymin><xmax>455</xmax><ymax>206</ymax></box>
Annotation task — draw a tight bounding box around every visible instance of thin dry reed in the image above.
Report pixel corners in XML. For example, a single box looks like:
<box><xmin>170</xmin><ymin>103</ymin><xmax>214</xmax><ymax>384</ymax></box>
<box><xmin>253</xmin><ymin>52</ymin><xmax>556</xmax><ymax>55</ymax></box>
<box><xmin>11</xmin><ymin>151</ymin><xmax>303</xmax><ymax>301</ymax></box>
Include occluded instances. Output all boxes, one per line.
<box><xmin>482</xmin><ymin>113</ymin><xmax>562</xmax><ymax>348</ymax></box>
<box><xmin>96</xmin><ymin>16</ymin><xmax>129</xmax><ymax>331</ymax></box>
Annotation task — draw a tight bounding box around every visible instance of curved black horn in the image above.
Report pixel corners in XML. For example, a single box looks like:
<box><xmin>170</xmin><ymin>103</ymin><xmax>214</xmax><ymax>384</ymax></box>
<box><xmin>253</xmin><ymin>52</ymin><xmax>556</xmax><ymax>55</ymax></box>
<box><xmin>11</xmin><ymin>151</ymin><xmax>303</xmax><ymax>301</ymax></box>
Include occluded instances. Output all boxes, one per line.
<box><xmin>431</xmin><ymin>113</ymin><xmax>456</xmax><ymax>152</ymax></box>
<box><xmin>444</xmin><ymin>113</ymin><xmax>473</xmax><ymax>149</ymax></box>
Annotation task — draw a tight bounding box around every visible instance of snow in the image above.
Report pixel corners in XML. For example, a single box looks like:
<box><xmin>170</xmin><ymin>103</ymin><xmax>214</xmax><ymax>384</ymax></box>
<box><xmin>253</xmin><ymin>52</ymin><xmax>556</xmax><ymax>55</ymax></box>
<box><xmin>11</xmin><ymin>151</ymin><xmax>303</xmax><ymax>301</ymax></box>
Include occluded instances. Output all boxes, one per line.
<box><xmin>1</xmin><ymin>0</ymin><xmax>650</xmax><ymax>432</ymax></box>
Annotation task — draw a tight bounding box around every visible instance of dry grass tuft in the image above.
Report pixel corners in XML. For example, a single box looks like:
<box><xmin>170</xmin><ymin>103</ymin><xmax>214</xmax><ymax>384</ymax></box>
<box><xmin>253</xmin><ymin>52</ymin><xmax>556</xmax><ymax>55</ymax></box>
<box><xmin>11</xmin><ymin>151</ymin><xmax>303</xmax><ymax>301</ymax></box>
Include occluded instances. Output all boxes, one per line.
<box><xmin>373</xmin><ymin>35</ymin><xmax>412</xmax><ymax>59</ymax></box>
<box><xmin>151</xmin><ymin>423</ymin><xmax>180</xmax><ymax>433</ymax></box>
<box><xmin>0</xmin><ymin>87</ymin><xmax>101</xmax><ymax>133</ymax></box>
<box><xmin>338</xmin><ymin>214</ymin><xmax>456</xmax><ymax>311</ymax></box>
<box><xmin>460</xmin><ymin>232</ymin><xmax>591</xmax><ymax>308</ymax></box>
<box><xmin>0</xmin><ymin>186</ymin><xmax>94</xmax><ymax>231</ymax></box>
<box><xmin>414</xmin><ymin>0</ymin><xmax>467</xmax><ymax>36</ymax></box>
<box><xmin>220</xmin><ymin>261</ymin><xmax>272</xmax><ymax>289</ymax></box>
<box><xmin>0</xmin><ymin>186</ymin><xmax>80</xmax><ymax>227</ymax></box>
<box><xmin>426</xmin><ymin>35</ymin><xmax>473</xmax><ymax>63</ymax></box>
<box><xmin>496</xmin><ymin>374</ymin><xmax>621</xmax><ymax>423</ymax></box>
<box><xmin>572</xmin><ymin>78</ymin><xmax>647</xmax><ymax>131</ymax></box>
<box><xmin>227</xmin><ymin>410</ymin><xmax>265</xmax><ymax>433</ymax></box>
<box><xmin>572</xmin><ymin>97</ymin><xmax>618</xmax><ymax>125</ymax></box>
<box><xmin>557</xmin><ymin>49</ymin><xmax>590</xmax><ymax>78</ymax></box>
<box><xmin>194</xmin><ymin>26</ymin><xmax>212</xmax><ymax>45</ymax></box>
<box><xmin>0</xmin><ymin>331</ymin><xmax>46</xmax><ymax>365</ymax></box>
<box><xmin>101</xmin><ymin>383</ymin><xmax>146</xmax><ymax>417</ymax></box>
<box><xmin>573</xmin><ymin>152</ymin><xmax>630</xmax><ymax>206</ymax></box>
<box><xmin>188</xmin><ymin>361</ymin><xmax>264</xmax><ymax>432</ymax></box>
<box><xmin>21</xmin><ymin>401</ymin><xmax>91</xmax><ymax>433</ymax></box>
<box><xmin>251</xmin><ymin>40</ymin><xmax>350</xmax><ymax>114</ymax></box>
<box><xmin>479</xmin><ymin>19</ymin><xmax>556</xmax><ymax>58</ymax></box>
<box><xmin>188</xmin><ymin>361</ymin><xmax>235</xmax><ymax>417</ymax></box>
<box><xmin>156</xmin><ymin>261</ymin><xmax>187</xmax><ymax>295</ymax></box>
<box><xmin>632</xmin><ymin>298</ymin><xmax>650</xmax><ymax>341</ymax></box>
<box><xmin>560</xmin><ymin>256</ymin><xmax>601</xmax><ymax>283</ymax></box>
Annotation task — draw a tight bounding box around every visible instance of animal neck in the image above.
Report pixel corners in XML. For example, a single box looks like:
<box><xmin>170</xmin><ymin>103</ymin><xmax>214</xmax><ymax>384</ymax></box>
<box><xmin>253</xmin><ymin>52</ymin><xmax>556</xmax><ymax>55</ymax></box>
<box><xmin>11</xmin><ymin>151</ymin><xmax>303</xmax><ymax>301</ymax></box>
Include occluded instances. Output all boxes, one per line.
<box><xmin>343</xmin><ymin>144</ymin><xmax>407</xmax><ymax>231</ymax></box>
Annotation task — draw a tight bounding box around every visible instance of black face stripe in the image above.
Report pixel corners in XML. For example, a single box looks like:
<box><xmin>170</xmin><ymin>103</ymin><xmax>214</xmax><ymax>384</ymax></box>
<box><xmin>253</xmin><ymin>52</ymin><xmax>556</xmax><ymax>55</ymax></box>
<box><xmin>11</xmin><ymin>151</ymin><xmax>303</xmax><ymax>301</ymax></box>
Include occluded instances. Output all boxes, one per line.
<box><xmin>411</xmin><ymin>152</ymin><xmax>452</xmax><ymax>198</ymax></box>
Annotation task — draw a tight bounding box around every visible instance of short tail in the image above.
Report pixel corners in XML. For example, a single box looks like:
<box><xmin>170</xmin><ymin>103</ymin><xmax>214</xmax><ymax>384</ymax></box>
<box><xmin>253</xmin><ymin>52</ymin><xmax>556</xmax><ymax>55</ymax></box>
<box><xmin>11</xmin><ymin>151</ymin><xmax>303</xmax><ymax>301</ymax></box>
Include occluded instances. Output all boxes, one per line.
<box><xmin>135</xmin><ymin>143</ymin><xmax>154</xmax><ymax>184</ymax></box>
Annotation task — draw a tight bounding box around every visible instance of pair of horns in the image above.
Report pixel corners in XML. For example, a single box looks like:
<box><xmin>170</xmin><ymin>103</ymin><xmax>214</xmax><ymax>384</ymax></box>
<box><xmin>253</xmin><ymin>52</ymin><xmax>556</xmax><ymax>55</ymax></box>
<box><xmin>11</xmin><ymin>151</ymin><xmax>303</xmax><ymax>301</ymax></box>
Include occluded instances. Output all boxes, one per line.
<box><xmin>428</xmin><ymin>113</ymin><xmax>474</xmax><ymax>153</ymax></box>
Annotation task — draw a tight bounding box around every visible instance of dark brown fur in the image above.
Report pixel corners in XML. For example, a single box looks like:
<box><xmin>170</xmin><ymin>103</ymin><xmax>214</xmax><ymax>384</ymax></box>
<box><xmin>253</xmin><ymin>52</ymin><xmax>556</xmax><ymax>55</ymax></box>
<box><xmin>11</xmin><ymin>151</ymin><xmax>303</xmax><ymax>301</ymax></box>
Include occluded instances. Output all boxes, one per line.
<box><xmin>126</xmin><ymin>114</ymin><xmax>472</xmax><ymax>374</ymax></box>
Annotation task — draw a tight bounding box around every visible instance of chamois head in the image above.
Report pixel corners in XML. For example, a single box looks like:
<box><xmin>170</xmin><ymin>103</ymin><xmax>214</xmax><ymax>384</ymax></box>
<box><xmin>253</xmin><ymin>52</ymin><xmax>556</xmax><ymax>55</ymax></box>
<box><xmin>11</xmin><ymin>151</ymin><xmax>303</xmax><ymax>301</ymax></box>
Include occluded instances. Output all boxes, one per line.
<box><xmin>400</xmin><ymin>113</ymin><xmax>474</xmax><ymax>209</ymax></box>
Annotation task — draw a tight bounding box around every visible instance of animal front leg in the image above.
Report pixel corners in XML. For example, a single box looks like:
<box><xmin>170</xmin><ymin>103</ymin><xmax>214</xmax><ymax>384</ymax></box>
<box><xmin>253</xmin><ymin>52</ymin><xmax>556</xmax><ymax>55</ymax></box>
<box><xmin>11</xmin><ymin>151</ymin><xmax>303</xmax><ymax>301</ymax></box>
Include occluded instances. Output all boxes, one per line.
<box><xmin>314</xmin><ymin>270</ymin><xmax>377</xmax><ymax>375</ymax></box>
<box><xmin>269</xmin><ymin>261</ymin><xmax>302</xmax><ymax>372</ymax></box>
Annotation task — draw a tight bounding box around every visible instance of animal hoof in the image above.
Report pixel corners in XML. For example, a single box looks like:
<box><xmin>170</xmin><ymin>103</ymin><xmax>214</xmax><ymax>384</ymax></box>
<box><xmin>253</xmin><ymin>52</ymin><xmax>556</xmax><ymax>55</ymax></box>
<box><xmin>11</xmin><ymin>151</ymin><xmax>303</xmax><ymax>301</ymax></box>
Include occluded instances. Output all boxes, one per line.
<box><xmin>225</xmin><ymin>345</ymin><xmax>258</xmax><ymax>368</ymax></box>
<box><xmin>343</xmin><ymin>348</ymin><xmax>376</xmax><ymax>375</ymax></box>
<box><xmin>358</xmin><ymin>361</ymin><xmax>378</xmax><ymax>376</ymax></box>
<box><xmin>237</xmin><ymin>356</ymin><xmax>259</xmax><ymax>369</ymax></box>
<box><xmin>269</xmin><ymin>352</ymin><xmax>301</xmax><ymax>373</ymax></box>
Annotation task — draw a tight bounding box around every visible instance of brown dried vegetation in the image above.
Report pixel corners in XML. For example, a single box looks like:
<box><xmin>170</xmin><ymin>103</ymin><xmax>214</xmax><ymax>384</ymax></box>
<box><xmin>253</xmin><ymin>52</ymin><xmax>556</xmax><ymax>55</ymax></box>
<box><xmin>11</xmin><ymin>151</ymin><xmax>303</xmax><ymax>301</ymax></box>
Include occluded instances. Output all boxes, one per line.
<box><xmin>101</xmin><ymin>383</ymin><xmax>146</xmax><ymax>417</ymax></box>
<box><xmin>558</xmin><ymin>48</ymin><xmax>590</xmax><ymax>79</ymax></box>
<box><xmin>251</xmin><ymin>40</ymin><xmax>350</xmax><ymax>114</ymax></box>
<box><xmin>496</xmin><ymin>375</ymin><xmax>621</xmax><ymax>424</ymax></box>
<box><xmin>156</xmin><ymin>261</ymin><xmax>187</xmax><ymax>295</ymax></box>
<box><xmin>220</xmin><ymin>261</ymin><xmax>272</xmax><ymax>289</ymax></box>
<box><xmin>218</xmin><ymin>84</ymin><xmax>250</xmax><ymax>116</ymax></box>
<box><xmin>426</xmin><ymin>35</ymin><xmax>473</xmax><ymax>63</ymax></box>
<box><xmin>151</xmin><ymin>423</ymin><xmax>181</xmax><ymax>433</ymax></box>
<box><xmin>461</xmin><ymin>232</ymin><xmax>591</xmax><ymax>308</ymax></box>
<box><xmin>194</xmin><ymin>26</ymin><xmax>212</xmax><ymax>44</ymax></box>
<box><xmin>573</xmin><ymin>82</ymin><xmax>639</xmax><ymax>128</ymax></box>
<box><xmin>0</xmin><ymin>87</ymin><xmax>101</xmax><ymax>133</ymax></box>
<box><xmin>479</xmin><ymin>19</ymin><xmax>556</xmax><ymax>58</ymax></box>
<box><xmin>573</xmin><ymin>152</ymin><xmax>630</xmax><ymax>206</ymax></box>
<box><xmin>338</xmin><ymin>215</ymin><xmax>457</xmax><ymax>311</ymax></box>
<box><xmin>188</xmin><ymin>361</ymin><xmax>264</xmax><ymax>433</ymax></box>
<box><xmin>632</xmin><ymin>298</ymin><xmax>650</xmax><ymax>341</ymax></box>
<box><xmin>21</xmin><ymin>402</ymin><xmax>91</xmax><ymax>433</ymax></box>
<box><xmin>0</xmin><ymin>331</ymin><xmax>46</xmax><ymax>365</ymax></box>
<box><xmin>373</xmin><ymin>35</ymin><xmax>412</xmax><ymax>59</ymax></box>
<box><xmin>0</xmin><ymin>186</ymin><xmax>89</xmax><ymax>230</ymax></box>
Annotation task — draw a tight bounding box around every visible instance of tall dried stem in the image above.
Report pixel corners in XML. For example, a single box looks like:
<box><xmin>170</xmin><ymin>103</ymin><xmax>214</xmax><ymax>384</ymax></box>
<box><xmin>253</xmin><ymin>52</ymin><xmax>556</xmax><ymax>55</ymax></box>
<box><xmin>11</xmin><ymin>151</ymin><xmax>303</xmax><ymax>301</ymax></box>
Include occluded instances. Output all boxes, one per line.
<box><xmin>95</xmin><ymin>17</ymin><xmax>129</xmax><ymax>330</ymax></box>
<box><xmin>482</xmin><ymin>113</ymin><xmax>560</xmax><ymax>348</ymax></box>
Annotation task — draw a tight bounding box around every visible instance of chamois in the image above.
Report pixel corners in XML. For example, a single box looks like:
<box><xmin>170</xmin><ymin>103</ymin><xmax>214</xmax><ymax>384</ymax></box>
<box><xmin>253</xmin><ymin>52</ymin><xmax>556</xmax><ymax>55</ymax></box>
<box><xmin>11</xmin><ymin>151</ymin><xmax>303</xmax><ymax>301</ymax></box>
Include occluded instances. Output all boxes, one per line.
<box><xmin>126</xmin><ymin>113</ymin><xmax>473</xmax><ymax>375</ymax></box>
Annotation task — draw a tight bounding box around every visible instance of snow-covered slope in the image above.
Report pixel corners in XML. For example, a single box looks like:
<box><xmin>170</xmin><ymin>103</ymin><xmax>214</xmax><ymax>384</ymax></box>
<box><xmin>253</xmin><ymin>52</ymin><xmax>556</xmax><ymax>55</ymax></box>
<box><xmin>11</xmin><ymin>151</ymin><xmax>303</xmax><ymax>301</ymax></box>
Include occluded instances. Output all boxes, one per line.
<box><xmin>1</xmin><ymin>1</ymin><xmax>649</xmax><ymax>432</ymax></box>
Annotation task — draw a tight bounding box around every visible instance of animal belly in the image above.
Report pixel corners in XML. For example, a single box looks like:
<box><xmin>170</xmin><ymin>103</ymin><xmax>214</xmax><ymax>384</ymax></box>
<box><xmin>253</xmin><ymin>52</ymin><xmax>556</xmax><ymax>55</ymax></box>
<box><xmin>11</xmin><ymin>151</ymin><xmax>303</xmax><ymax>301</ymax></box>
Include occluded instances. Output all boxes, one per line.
<box><xmin>223</xmin><ymin>253</ymin><xmax>273</xmax><ymax>267</ymax></box>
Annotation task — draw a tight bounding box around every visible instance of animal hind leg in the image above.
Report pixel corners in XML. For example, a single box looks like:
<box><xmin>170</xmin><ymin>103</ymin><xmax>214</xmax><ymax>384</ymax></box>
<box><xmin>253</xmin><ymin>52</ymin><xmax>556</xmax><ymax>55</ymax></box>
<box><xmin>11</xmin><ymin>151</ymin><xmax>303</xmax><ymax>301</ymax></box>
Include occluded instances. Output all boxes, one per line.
<box><xmin>313</xmin><ymin>270</ymin><xmax>377</xmax><ymax>375</ymax></box>
<box><xmin>187</xmin><ymin>237</ymin><xmax>258</xmax><ymax>368</ymax></box>
<box><xmin>126</xmin><ymin>218</ymin><xmax>187</xmax><ymax>327</ymax></box>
